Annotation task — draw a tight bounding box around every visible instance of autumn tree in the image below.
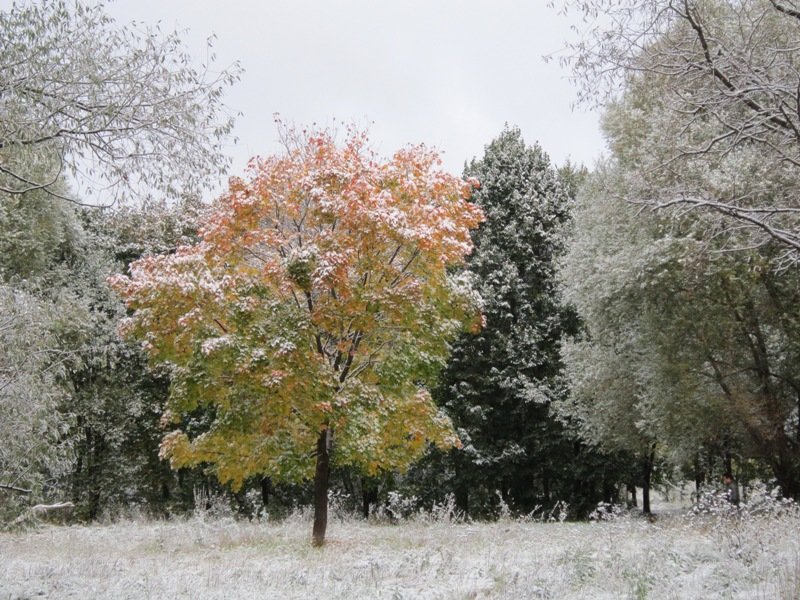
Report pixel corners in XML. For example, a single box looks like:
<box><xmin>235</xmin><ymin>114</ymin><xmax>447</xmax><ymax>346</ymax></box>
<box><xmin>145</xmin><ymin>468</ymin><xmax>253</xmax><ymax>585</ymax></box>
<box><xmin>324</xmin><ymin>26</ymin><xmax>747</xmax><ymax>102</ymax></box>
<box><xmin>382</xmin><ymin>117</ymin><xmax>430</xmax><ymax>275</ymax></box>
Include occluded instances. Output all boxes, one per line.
<box><xmin>0</xmin><ymin>0</ymin><xmax>239</xmax><ymax>204</ymax></box>
<box><xmin>110</xmin><ymin>126</ymin><xmax>484</xmax><ymax>545</ymax></box>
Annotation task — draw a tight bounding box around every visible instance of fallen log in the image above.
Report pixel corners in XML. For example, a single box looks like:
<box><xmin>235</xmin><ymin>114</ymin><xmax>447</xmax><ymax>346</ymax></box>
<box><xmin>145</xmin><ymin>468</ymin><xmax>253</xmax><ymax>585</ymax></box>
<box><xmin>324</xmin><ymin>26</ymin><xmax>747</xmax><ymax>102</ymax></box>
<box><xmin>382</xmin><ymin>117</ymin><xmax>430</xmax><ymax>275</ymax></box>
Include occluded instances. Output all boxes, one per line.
<box><xmin>30</xmin><ymin>502</ymin><xmax>75</xmax><ymax>524</ymax></box>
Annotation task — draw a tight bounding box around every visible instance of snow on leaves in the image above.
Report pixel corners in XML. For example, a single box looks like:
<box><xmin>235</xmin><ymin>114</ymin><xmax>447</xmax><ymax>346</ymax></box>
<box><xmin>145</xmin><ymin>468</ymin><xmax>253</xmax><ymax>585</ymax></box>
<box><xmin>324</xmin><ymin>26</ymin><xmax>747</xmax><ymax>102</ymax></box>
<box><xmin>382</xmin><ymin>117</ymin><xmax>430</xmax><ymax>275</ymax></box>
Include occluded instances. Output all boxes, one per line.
<box><xmin>109</xmin><ymin>125</ymin><xmax>483</xmax><ymax>488</ymax></box>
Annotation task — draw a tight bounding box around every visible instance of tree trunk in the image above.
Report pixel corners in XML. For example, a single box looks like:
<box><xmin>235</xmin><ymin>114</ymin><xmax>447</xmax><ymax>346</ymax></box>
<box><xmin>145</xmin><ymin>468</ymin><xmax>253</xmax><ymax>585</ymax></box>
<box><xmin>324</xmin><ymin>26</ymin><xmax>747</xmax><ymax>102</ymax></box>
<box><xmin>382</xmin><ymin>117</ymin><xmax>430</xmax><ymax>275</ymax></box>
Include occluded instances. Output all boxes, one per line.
<box><xmin>260</xmin><ymin>477</ymin><xmax>271</xmax><ymax>508</ymax></box>
<box><xmin>641</xmin><ymin>447</ymin><xmax>655</xmax><ymax>515</ymax></box>
<box><xmin>642</xmin><ymin>476</ymin><xmax>651</xmax><ymax>515</ymax></box>
<box><xmin>627</xmin><ymin>483</ymin><xmax>637</xmax><ymax>508</ymax></box>
<box><xmin>361</xmin><ymin>478</ymin><xmax>378</xmax><ymax>519</ymax></box>
<box><xmin>312</xmin><ymin>429</ymin><xmax>331</xmax><ymax>546</ymax></box>
<box><xmin>693</xmin><ymin>454</ymin><xmax>705</xmax><ymax>500</ymax></box>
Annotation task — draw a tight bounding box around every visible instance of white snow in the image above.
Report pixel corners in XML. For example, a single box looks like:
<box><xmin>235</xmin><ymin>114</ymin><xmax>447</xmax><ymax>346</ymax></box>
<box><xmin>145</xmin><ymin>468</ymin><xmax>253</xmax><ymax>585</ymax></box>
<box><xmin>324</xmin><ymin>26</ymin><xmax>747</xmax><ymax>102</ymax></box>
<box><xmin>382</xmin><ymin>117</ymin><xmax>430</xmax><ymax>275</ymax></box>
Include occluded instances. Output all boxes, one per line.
<box><xmin>2</xmin><ymin>507</ymin><xmax>798</xmax><ymax>599</ymax></box>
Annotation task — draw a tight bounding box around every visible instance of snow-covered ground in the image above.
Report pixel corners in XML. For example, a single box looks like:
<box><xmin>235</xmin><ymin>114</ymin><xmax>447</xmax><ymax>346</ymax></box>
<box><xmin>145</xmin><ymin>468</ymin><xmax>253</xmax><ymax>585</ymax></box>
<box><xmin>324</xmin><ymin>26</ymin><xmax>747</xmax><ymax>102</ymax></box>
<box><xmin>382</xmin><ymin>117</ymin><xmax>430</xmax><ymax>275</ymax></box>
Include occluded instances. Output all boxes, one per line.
<box><xmin>2</xmin><ymin>502</ymin><xmax>798</xmax><ymax>600</ymax></box>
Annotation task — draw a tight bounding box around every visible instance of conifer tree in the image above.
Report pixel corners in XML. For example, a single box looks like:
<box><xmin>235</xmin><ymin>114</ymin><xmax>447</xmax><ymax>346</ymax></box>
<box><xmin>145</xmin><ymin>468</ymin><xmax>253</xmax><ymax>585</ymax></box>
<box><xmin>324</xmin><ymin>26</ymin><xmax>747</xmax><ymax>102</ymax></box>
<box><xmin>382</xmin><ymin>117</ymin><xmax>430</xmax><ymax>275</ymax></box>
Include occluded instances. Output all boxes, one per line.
<box><xmin>430</xmin><ymin>127</ymin><xmax>616</xmax><ymax>516</ymax></box>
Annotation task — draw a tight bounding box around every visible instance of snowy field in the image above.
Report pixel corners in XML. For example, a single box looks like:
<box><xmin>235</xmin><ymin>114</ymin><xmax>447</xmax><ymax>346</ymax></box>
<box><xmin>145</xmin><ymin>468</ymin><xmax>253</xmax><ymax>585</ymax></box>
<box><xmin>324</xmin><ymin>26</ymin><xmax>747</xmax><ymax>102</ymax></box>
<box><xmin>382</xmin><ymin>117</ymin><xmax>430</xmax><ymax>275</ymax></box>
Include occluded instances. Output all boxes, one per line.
<box><xmin>2</xmin><ymin>500</ymin><xmax>799</xmax><ymax>600</ymax></box>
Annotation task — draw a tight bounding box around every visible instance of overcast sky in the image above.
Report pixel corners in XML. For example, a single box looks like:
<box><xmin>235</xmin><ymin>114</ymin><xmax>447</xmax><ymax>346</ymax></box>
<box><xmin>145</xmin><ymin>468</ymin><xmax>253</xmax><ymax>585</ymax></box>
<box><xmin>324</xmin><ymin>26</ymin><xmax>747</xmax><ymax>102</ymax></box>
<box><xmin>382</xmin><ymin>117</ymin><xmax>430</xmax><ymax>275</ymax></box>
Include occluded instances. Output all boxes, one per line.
<box><xmin>92</xmin><ymin>2</ymin><xmax>608</xmax><ymax>183</ymax></box>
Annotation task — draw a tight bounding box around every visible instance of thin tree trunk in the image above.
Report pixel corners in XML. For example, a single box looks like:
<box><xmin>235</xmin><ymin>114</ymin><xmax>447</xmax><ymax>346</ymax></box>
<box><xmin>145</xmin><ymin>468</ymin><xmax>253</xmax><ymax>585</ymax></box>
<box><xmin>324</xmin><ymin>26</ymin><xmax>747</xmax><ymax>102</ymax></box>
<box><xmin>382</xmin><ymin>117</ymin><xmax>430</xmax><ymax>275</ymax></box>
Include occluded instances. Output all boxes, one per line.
<box><xmin>312</xmin><ymin>429</ymin><xmax>331</xmax><ymax>546</ymax></box>
<box><xmin>627</xmin><ymin>483</ymin><xmax>637</xmax><ymax>508</ymax></box>
<box><xmin>260</xmin><ymin>477</ymin><xmax>271</xmax><ymax>508</ymax></box>
<box><xmin>693</xmin><ymin>454</ymin><xmax>705</xmax><ymax>500</ymax></box>
<box><xmin>723</xmin><ymin>447</ymin><xmax>733</xmax><ymax>477</ymax></box>
<box><xmin>642</xmin><ymin>475</ymin><xmax>651</xmax><ymax>515</ymax></box>
<box><xmin>642</xmin><ymin>445</ymin><xmax>656</xmax><ymax>515</ymax></box>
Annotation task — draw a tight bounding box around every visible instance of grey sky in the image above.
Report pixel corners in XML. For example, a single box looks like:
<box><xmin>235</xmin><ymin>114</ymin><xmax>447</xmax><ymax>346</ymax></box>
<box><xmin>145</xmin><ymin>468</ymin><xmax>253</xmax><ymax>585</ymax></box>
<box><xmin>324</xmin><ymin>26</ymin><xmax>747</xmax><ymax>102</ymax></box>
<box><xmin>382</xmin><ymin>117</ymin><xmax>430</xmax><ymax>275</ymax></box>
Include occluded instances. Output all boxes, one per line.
<box><xmin>103</xmin><ymin>2</ymin><xmax>607</xmax><ymax>182</ymax></box>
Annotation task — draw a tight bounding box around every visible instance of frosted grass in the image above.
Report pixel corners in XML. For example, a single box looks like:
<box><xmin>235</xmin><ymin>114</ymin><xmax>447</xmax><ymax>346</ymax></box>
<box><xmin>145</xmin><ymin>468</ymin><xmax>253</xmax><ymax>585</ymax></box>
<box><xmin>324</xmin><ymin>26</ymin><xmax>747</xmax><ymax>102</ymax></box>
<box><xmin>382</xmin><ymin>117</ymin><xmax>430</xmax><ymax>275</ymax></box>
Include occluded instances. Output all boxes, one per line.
<box><xmin>2</xmin><ymin>509</ymin><xmax>798</xmax><ymax>599</ymax></box>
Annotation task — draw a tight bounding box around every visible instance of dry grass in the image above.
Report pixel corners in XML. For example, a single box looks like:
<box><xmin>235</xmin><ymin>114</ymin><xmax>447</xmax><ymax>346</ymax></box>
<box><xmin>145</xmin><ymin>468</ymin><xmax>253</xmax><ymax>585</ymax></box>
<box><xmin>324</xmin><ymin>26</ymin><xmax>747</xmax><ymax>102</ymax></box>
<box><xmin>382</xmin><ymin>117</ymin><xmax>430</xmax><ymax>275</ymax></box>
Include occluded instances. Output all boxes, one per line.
<box><xmin>1</xmin><ymin>507</ymin><xmax>798</xmax><ymax>599</ymax></box>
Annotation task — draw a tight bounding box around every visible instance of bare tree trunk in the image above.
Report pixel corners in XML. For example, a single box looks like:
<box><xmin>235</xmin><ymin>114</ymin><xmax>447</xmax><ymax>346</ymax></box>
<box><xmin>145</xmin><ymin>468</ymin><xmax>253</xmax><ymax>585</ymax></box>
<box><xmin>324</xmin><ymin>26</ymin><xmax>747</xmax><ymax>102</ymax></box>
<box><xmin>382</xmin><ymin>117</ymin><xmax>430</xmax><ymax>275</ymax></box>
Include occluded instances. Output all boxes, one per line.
<box><xmin>312</xmin><ymin>429</ymin><xmax>330</xmax><ymax>546</ymax></box>
<box><xmin>260</xmin><ymin>477</ymin><xmax>271</xmax><ymax>508</ymax></box>
<box><xmin>627</xmin><ymin>483</ymin><xmax>637</xmax><ymax>508</ymax></box>
<box><xmin>641</xmin><ymin>445</ymin><xmax>656</xmax><ymax>515</ymax></box>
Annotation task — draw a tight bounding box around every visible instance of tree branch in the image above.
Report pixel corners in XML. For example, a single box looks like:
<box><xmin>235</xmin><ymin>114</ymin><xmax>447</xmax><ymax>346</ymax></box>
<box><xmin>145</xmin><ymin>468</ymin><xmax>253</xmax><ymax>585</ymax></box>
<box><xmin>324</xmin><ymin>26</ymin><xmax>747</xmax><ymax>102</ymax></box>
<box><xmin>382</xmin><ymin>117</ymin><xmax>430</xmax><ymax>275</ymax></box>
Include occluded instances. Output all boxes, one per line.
<box><xmin>770</xmin><ymin>0</ymin><xmax>800</xmax><ymax>21</ymax></box>
<box><xmin>0</xmin><ymin>483</ymin><xmax>32</xmax><ymax>494</ymax></box>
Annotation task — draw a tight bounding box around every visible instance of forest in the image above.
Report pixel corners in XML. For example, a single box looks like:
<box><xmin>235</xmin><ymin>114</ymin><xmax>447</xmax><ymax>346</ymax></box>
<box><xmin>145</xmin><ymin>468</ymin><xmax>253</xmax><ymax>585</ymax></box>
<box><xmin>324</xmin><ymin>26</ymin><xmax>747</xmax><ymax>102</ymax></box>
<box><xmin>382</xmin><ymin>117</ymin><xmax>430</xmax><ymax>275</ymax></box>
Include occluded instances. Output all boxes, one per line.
<box><xmin>2</xmin><ymin>0</ymin><xmax>800</xmax><ymax>561</ymax></box>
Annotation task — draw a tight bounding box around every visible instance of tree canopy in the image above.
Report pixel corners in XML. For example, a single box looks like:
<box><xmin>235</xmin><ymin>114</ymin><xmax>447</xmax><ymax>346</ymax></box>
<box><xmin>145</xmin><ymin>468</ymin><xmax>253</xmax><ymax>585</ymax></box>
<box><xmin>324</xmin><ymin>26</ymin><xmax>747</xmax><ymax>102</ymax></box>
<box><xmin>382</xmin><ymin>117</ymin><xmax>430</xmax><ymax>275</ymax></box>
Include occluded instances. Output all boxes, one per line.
<box><xmin>554</xmin><ymin>0</ymin><xmax>800</xmax><ymax>266</ymax></box>
<box><xmin>419</xmin><ymin>127</ymin><xmax>620</xmax><ymax>517</ymax></box>
<box><xmin>110</xmin><ymin>125</ymin><xmax>484</xmax><ymax>543</ymax></box>
<box><xmin>0</xmin><ymin>0</ymin><xmax>240</xmax><ymax>204</ymax></box>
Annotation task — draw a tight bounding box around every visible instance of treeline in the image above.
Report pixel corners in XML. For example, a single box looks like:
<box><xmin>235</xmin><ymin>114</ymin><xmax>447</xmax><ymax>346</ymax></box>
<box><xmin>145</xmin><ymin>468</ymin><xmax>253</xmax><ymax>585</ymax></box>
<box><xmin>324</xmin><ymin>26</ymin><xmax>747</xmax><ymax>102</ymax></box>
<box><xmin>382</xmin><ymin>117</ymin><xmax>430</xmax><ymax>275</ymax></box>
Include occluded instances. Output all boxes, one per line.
<box><xmin>0</xmin><ymin>129</ymin><xmax>632</xmax><ymax>523</ymax></box>
<box><xmin>3</xmin><ymin>0</ymin><xmax>800</xmax><ymax>523</ymax></box>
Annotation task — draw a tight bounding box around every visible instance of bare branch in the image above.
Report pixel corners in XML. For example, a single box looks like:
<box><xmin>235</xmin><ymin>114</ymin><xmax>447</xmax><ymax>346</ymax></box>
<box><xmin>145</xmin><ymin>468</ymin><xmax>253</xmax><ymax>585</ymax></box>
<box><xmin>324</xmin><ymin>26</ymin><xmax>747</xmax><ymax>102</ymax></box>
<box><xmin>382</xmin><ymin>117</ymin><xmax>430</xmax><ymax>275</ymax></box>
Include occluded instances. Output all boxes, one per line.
<box><xmin>0</xmin><ymin>1</ymin><xmax>241</xmax><ymax>204</ymax></box>
<box><xmin>0</xmin><ymin>483</ymin><xmax>32</xmax><ymax>494</ymax></box>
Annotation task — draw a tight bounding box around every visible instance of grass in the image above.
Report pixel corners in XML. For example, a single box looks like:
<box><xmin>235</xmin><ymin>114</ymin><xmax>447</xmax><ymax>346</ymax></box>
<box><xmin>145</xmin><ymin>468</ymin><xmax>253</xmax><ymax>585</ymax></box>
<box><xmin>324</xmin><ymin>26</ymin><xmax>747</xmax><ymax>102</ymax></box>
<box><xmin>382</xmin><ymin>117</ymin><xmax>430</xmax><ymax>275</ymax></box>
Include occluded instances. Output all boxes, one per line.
<box><xmin>2</xmin><ymin>500</ymin><xmax>799</xmax><ymax>600</ymax></box>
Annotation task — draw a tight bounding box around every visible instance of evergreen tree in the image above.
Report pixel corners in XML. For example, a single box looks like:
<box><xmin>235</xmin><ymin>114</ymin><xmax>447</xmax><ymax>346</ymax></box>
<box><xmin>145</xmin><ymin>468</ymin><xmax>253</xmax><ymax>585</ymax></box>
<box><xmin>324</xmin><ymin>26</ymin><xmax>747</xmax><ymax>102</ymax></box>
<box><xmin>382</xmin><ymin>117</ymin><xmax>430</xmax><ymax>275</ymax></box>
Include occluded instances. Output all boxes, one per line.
<box><xmin>423</xmin><ymin>127</ymin><xmax>619</xmax><ymax>517</ymax></box>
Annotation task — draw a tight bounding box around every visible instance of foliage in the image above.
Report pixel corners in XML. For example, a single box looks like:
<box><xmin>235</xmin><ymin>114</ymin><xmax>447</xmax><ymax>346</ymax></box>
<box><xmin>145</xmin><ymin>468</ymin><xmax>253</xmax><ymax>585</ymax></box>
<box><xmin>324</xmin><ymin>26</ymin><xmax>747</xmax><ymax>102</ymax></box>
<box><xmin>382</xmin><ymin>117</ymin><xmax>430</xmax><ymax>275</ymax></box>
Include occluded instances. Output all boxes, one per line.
<box><xmin>110</xmin><ymin>124</ymin><xmax>484</xmax><ymax>541</ymax></box>
<box><xmin>552</xmin><ymin>0</ymin><xmax>800</xmax><ymax>266</ymax></box>
<box><xmin>414</xmin><ymin>127</ymin><xmax>620</xmax><ymax>518</ymax></box>
<box><xmin>559</xmin><ymin>161</ymin><xmax>800</xmax><ymax>499</ymax></box>
<box><xmin>0</xmin><ymin>0</ymin><xmax>240</xmax><ymax>203</ymax></box>
<box><xmin>555</xmin><ymin>0</ymin><xmax>800</xmax><ymax>498</ymax></box>
<box><xmin>0</xmin><ymin>284</ymin><xmax>72</xmax><ymax>507</ymax></box>
<box><xmin>0</xmin><ymin>180</ymin><xmax>216</xmax><ymax>520</ymax></box>
<box><xmin>0</xmin><ymin>180</ymin><xmax>84</xmax><ymax>510</ymax></box>
<box><xmin>0</xmin><ymin>190</ymin><xmax>83</xmax><ymax>281</ymax></box>
<box><xmin>59</xmin><ymin>207</ymin><xmax>173</xmax><ymax>519</ymax></box>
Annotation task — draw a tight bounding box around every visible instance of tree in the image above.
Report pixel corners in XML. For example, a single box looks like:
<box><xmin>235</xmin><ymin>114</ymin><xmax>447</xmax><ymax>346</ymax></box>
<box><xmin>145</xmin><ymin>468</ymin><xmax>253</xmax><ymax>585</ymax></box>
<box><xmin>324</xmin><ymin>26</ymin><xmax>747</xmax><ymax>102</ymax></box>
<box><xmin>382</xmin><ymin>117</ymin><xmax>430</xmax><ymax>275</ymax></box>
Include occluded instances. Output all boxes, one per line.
<box><xmin>416</xmin><ymin>127</ymin><xmax>619</xmax><ymax>518</ymax></box>
<box><xmin>110</xmin><ymin>125</ymin><xmax>484</xmax><ymax>545</ymax></box>
<box><xmin>61</xmin><ymin>199</ymin><xmax>206</xmax><ymax>520</ymax></box>
<box><xmin>639</xmin><ymin>242</ymin><xmax>800</xmax><ymax>498</ymax></box>
<box><xmin>0</xmin><ymin>181</ymin><xmax>82</xmax><ymax>510</ymax></box>
<box><xmin>0</xmin><ymin>0</ymin><xmax>240</xmax><ymax>204</ymax></box>
<box><xmin>558</xmin><ymin>165</ymin><xmax>684</xmax><ymax>513</ymax></box>
<box><xmin>559</xmin><ymin>162</ymin><xmax>800</xmax><ymax>501</ymax></box>
<box><xmin>552</xmin><ymin>0</ymin><xmax>800</xmax><ymax>266</ymax></box>
<box><xmin>0</xmin><ymin>285</ymin><xmax>72</xmax><ymax>506</ymax></box>
<box><xmin>0</xmin><ymin>172</ymin><xmax>212</xmax><ymax>520</ymax></box>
